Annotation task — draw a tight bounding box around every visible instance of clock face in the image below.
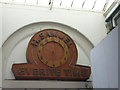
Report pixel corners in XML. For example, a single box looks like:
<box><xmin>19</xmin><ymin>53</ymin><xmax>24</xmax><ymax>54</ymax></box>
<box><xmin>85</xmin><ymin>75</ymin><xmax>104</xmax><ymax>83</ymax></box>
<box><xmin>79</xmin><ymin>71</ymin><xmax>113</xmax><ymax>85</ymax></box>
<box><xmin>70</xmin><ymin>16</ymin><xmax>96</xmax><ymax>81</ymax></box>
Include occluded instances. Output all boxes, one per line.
<box><xmin>27</xmin><ymin>29</ymin><xmax>78</xmax><ymax>68</ymax></box>
<box><xmin>38</xmin><ymin>37</ymin><xmax>69</xmax><ymax>67</ymax></box>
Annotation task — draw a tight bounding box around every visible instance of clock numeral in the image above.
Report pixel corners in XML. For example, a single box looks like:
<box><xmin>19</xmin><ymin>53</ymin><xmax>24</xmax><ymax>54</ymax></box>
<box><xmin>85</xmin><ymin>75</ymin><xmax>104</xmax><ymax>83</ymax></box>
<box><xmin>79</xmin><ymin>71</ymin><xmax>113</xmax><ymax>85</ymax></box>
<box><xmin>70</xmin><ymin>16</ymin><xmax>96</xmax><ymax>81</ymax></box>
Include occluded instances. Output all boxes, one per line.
<box><xmin>46</xmin><ymin>32</ymin><xmax>50</xmax><ymax>37</ymax></box>
<box><xmin>31</xmin><ymin>39</ymin><xmax>40</xmax><ymax>46</ymax></box>
<box><xmin>67</xmin><ymin>43</ymin><xmax>73</xmax><ymax>48</ymax></box>
<box><xmin>59</xmin><ymin>35</ymin><xmax>65</xmax><ymax>40</ymax></box>
<box><xmin>31</xmin><ymin>42</ymin><xmax>38</xmax><ymax>46</ymax></box>
<box><xmin>40</xmin><ymin>56</ymin><xmax>43</xmax><ymax>60</ymax></box>
<box><xmin>46</xmin><ymin>32</ymin><xmax>58</xmax><ymax>37</ymax></box>
<box><xmin>53</xmin><ymin>64</ymin><xmax>55</xmax><ymax>67</ymax></box>
<box><xmin>64</xmin><ymin>37</ymin><xmax>71</xmax><ymax>43</ymax></box>
<box><xmin>39</xmin><ymin>33</ymin><xmax>44</xmax><ymax>40</ymax></box>
<box><xmin>50</xmin><ymin>32</ymin><xmax>57</xmax><ymax>37</ymax></box>
<box><xmin>33</xmin><ymin>39</ymin><xmax>40</xmax><ymax>43</ymax></box>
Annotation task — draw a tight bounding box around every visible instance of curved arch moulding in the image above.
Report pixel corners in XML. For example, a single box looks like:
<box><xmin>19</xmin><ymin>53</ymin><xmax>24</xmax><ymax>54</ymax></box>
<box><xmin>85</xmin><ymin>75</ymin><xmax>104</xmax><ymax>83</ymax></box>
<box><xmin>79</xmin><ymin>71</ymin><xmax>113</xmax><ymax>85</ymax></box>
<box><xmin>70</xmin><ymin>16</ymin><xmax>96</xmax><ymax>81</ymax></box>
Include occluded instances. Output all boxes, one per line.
<box><xmin>2</xmin><ymin>21</ymin><xmax>94</xmax><ymax>82</ymax></box>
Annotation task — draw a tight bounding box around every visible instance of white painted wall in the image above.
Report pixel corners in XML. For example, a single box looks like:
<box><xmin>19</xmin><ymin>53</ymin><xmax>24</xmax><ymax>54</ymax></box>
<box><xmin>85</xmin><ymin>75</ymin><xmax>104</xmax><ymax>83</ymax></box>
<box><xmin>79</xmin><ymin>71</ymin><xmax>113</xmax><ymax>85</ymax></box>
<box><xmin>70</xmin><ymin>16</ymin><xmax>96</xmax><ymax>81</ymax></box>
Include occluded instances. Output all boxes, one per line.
<box><xmin>3</xmin><ymin>22</ymin><xmax>93</xmax><ymax>80</ymax></box>
<box><xmin>0</xmin><ymin>3</ymin><xmax>2</xmax><ymax>88</ymax></box>
<box><xmin>118</xmin><ymin>18</ymin><xmax>120</xmax><ymax>89</ymax></box>
<box><xmin>2</xmin><ymin>3</ymin><xmax>107</xmax><ymax>46</ymax></box>
<box><xmin>91</xmin><ymin>26</ymin><xmax>118</xmax><ymax>88</ymax></box>
<box><xmin>0</xmin><ymin>4</ymin><xmax>2</xmax><ymax>48</ymax></box>
<box><xmin>0</xmin><ymin>47</ymin><xmax>2</xmax><ymax>88</ymax></box>
<box><xmin>1</xmin><ymin>3</ymin><xmax>107</xmax><ymax>88</ymax></box>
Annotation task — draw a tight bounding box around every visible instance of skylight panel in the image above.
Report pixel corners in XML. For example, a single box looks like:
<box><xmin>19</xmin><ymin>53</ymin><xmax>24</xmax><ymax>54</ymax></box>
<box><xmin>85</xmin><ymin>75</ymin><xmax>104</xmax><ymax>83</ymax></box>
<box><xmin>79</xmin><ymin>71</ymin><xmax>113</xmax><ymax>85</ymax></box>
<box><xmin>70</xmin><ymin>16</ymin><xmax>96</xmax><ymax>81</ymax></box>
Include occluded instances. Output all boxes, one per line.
<box><xmin>1</xmin><ymin>0</ymin><xmax>117</xmax><ymax>12</ymax></box>
<box><xmin>13</xmin><ymin>0</ymin><xmax>25</xmax><ymax>3</ymax></box>
<box><xmin>38</xmin><ymin>0</ymin><xmax>50</xmax><ymax>6</ymax></box>
<box><xmin>105</xmin><ymin>0</ymin><xmax>115</xmax><ymax>10</ymax></box>
<box><xmin>72</xmin><ymin>0</ymin><xmax>84</xmax><ymax>8</ymax></box>
<box><xmin>94</xmin><ymin>0</ymin><xmax>107</xmax><ymax>11</ymax></box>
<box><xmin>53</xmin><ymin>0</ymin><xmax>61</xmax><ymax>7</ymax></box>
<box><xmin>61</xmin><ymin>0</ymin><xmax>73</xmax><ymax>7</ymax></box>
<box><xmin>83</xmin><ymin>0</ymin><xmax>96</xmax><ymax>9</ymax></box>
<box><xmin>26</xmin><ymin>0</ymin><xmax>37</xmax><ymax>4</ymax></box>
<box><xmin>2</xmin><ymin>0</ymin><xmax>12</xmax><ymax>2</ymax></box>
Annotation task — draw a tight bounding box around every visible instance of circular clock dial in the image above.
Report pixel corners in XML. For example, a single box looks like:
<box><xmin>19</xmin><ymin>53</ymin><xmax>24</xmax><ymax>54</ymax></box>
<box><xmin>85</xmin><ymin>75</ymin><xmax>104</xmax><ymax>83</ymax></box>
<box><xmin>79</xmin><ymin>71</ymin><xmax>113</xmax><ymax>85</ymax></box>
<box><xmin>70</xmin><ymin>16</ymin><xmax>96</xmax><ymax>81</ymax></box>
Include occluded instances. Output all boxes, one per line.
<box><xmin>38</xmin><ymin>37</ymin><xmax>69</xmax><ymax>67</ymax></box>
<box><xmin>26</xmin><ymin>29</ymin><xmax>78</xmax><ymax>68</ymax></box>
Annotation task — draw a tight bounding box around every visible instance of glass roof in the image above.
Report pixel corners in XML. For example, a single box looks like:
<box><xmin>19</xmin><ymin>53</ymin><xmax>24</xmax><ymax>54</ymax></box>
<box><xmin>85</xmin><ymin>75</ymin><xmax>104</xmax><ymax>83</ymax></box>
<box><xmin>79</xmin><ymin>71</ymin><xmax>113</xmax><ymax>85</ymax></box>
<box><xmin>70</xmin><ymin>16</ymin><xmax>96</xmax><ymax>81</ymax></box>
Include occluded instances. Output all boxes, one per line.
<box><xmin>0</xmin><ymin>0</ymin><xmax>119</xmax><ymax>12</ymax></box>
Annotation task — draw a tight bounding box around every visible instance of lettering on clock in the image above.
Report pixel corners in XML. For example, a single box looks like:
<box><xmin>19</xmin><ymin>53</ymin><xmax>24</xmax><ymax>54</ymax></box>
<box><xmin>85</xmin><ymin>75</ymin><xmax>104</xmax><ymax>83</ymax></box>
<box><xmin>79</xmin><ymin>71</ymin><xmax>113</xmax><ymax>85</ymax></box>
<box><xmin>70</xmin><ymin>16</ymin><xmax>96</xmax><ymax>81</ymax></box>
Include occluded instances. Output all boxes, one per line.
<box><xmin>40</xmin><ymin>56</ymin><xmax>43</xmax><ymax>60</ymax></box>
<box><xmin>31</xmin><ymin>39</ymin><xmax>40</xmax><ymax>46</ymax></box>
<box><xmin>81</xmin><ymin>69</ymin><xmax>88</xmax><ymax>78</ymax></box>
<box><xmin>46</xmin><ymin>32</ymin><xmax>51</xmax><ymax>37</ymax></box>
<box><xmin>64</xmin><ymin>37</ymin><xmax>71</xmax><ymax>43</ymax></box>
<box><xmin>39</xmin><ymin>33</ymin><xmax>44</xmax><ymax>40</ymax></box>
<box><xmin>16</xmin><ymin>68</ymin><xmax>85</xmax><ymax>77</ymax></box>
<box><xmin>55</xmin><ymin>69</ymin><xmax>61</xmax><ymax>76</ymax></box>
<box><xmin>46</xmin><ymin>61</ymin><xmax>48</xmax><ymax>64</ymax></box>
<box><xmin>50</xmin><ymin>32</ymin><xmax>57</xmax><ymax>37</ymax></box>
<box><xmin>18</xmin><ymin>67</ymin><xmax>25</xmax><ymax>75</ymax></box>
<box><xmin>33</xmin><ymin>69</ymin><xmax>38</xmax><ymax>75</ymax></box>
<box><xmin>73</xmin><ymin>70</ymin><xmax>80</xmax><ymax>77</ymax></box>
<box><xmin>46</xmin><ymin>31</ymin><xmax>58</xmax><ymax>37</ymax></box>
<box><xmin>31</xmin><ymin>31</ymin><xmax>73</xmax><ymax>48</ymax></box>
<box><xmin>59</xmin><ymin>35</ymin><xmax>65</xmax><ymax>40</ymax></box>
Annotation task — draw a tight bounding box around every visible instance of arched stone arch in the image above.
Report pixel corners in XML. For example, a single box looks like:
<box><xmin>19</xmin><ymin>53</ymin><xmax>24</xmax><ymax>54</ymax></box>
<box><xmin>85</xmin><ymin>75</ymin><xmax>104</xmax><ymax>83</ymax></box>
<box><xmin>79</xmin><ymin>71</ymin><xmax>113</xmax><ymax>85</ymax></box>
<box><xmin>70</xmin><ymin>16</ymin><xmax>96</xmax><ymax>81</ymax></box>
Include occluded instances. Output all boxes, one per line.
<box><xmin>2</xmin><ymin>21</ymin><xmax>94</xmax><ymax>80</ymax></box>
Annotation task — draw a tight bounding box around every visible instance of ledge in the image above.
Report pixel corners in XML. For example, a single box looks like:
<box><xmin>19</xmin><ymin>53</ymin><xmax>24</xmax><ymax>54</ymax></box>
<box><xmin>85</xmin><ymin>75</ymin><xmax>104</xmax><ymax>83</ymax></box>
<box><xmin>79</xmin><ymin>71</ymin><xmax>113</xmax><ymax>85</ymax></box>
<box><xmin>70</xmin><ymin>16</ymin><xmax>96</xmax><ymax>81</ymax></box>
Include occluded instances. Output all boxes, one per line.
<box><xmin>3</xmin><ymin>80</ymin><xmax>92</xmax><ymax>88</ymax></box>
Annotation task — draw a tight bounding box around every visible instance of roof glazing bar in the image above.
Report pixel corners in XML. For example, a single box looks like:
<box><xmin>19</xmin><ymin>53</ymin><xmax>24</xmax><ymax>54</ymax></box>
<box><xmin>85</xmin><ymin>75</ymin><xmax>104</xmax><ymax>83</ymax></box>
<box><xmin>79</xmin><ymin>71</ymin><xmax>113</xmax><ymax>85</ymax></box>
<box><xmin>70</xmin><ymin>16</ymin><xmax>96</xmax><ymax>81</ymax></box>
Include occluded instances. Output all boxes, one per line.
<box><xmin>37</xmin><ymin>0</ymin><xmax>39</xmax><ymax>4</ymax></box>
<box><xmin>71</xmin><ymin>0</ymin><xmax>74</xmax><ymax>7</ymax></box>
<box><xmin>50</xmin><ymin>0</ymin><xmax>54</xmax><ymax>10</ymax></box>
<box><xmin>92</xmin><ymin>0</ymin><xmax>97</xmax><ymax>9</ymax></box>
<box><xmin>82</xmin><ymin>0</ymin><xmax>86</xmax><ymax>8</ymax></box>
<box><xmin>49</xmin><ymin>0</ymin><xmax>51</xmax><ymax>5</ymax></box>
<box><xmin>60</xmin><ymin>0</ymin><xmax>62</xmax><ymax>6</ymax></box>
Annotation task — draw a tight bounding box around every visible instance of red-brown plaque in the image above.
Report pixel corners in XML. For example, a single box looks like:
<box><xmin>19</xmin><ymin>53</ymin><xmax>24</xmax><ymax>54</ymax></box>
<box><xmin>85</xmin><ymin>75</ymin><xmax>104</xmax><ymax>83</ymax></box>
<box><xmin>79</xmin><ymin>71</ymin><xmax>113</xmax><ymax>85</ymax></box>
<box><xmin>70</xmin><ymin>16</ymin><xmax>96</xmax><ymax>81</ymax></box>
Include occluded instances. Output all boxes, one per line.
<box><xmin>12</xmin><ymin>29</ymin><xmax>91</xmax><ymax>81</ymax></box>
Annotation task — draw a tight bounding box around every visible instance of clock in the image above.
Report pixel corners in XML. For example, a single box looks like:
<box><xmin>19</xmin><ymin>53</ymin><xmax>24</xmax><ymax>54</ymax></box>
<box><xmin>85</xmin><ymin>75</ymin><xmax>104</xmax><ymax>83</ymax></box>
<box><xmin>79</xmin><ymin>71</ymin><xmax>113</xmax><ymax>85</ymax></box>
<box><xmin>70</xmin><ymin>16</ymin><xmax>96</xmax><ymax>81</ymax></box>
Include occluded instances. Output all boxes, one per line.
<box><xmin>38</xmin><ymin>37</ymin><xmax>69</xmax><ymax>67</ymax></box>
<box><xmin>26</xmin><ymin>29</ymin><xmax>78</xmax><ymax>67</ymax></box>
<box><xmin>12</xmin><ymin>29</ymin><xmax>91</xmax><ymax>81</ymax></box>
